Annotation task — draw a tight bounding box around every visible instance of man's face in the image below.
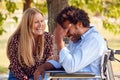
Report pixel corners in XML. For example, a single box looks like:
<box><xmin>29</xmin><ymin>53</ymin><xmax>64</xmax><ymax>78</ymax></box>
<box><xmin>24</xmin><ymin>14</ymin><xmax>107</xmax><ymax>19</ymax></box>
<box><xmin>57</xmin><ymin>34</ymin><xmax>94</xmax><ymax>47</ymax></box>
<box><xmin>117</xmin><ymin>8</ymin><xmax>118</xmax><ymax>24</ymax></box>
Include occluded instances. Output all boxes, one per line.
<box><xmin>63</xmin><ymin>21</ymin><xmax>81</xmax><ymax>43</ymax></box>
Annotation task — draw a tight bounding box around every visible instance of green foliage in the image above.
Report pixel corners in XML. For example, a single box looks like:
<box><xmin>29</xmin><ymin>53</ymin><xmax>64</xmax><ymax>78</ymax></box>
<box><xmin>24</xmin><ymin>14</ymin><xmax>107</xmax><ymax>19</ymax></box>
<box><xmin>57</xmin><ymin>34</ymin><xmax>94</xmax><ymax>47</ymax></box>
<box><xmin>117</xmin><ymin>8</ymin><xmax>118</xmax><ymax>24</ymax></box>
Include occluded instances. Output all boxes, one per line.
<box><xmin>33</xmin><ymin>1</ymin><xmax>48</xmax><ymax>15</ymax></box>
<box><xmin>5</xmin><ymin>1</ymin><xmax>18</xmax><ymax>23</ymax></box>
<box><xmin>0</xmin><ymin>66</ymin><xmax>8</xmax><ymax>74</ymax></box>
<box><xmin>6</xmin><ymin>1</ymin><xmax>18</xmax><ymax>13</ymax></box>
<box><xmin>0</xmin><ymin>0</ymin><xmax>48</xmax><ymax>35</ymax></box>
<box><xmin>69</xmin><ymin>0</ymin><xmax>120</xmax><ymax>34</ymax></box>
<box><xmin>0</xmin><ymin>0</ymin><xmax>18</xmax><ymax>35</ymax></box>
<box><xmin>0</xmin><ymin>13</ymin><xmax>7</xmax><ymax>35</ymax></box>
<box><xmin>0</xmin><ymin>0</ymin><xmax>120</xmax><ymax>35</ymax></box>
<box><xmin>13</xmin><ymin>16</ymin><xmax>18</xmax><ymax>23</ymax></box>
<box><xmin>69</xmin><ymin>0</ymin><xmax>120</xmax><ymax>17</ymax></box>
<box><xmin>103</xmin><ymin>20</ymin><xmax>120</xmax><ymax>34</ymax></box>
<box><xmin>103</xmin><ymin>0</ymin><xmax>120</xmax><ymax>18</ymax></box>
<box><xmin>0</xmin><ymin>27</ymin><xmax>6</xmax><ymax>35</ymax></box>
<box><xmin>0</xmin><ymin>13</ymin><xmax>6</xmax><ymax>26</ymax></box>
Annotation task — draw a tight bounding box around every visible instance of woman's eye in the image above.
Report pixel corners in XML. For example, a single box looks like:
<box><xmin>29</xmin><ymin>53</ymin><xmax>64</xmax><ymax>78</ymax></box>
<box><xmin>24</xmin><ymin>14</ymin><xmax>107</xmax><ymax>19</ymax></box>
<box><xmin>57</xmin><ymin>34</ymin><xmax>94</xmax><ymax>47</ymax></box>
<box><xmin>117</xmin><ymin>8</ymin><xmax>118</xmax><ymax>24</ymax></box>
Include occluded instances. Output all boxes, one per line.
<box><xmin>34</xmin><ymin>20</ymin><xmax>44</xmax><ymax>23</ymax></box>
<box><xmin>40</xmin><ymin>20</ymin><xmax>44</xmax><ymax>22</ymax></box>
<box><xmin>35</xmin><ymin>21</ymin><xmax>39</xmax><ymax>23</ymax></box>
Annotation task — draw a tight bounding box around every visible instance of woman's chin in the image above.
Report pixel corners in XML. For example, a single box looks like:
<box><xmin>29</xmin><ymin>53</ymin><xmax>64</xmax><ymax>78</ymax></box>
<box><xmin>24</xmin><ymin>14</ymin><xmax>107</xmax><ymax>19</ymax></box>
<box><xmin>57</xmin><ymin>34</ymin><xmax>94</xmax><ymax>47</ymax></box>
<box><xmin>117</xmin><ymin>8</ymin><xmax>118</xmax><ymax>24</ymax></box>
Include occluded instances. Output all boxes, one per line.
<box><xmin>35</xmin><ymin>32</ymin><xmax>44</xmax><ymax>36</ymax></box>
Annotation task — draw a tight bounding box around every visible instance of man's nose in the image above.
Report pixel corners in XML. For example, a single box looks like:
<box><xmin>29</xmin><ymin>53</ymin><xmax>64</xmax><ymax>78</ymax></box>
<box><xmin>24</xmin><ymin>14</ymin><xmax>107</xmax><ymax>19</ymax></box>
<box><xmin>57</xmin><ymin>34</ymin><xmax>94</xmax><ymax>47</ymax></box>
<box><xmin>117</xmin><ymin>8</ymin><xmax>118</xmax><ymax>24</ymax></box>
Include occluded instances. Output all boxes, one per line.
<box><xmin>65</xmin><ymin>33</ymin><xmax>70</xmax><ymax>37</ymax></box>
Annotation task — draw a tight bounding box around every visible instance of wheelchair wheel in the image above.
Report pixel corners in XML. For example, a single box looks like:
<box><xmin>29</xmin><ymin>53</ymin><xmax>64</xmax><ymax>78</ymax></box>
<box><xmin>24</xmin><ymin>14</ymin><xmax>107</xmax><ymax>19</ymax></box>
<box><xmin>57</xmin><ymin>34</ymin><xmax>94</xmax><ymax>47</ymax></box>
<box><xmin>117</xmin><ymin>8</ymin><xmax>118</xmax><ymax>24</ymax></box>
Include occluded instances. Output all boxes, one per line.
<box><xmin>106</xmin><ymin>60</ymin><xmax>115</xmax><ymax>80</ymax></box>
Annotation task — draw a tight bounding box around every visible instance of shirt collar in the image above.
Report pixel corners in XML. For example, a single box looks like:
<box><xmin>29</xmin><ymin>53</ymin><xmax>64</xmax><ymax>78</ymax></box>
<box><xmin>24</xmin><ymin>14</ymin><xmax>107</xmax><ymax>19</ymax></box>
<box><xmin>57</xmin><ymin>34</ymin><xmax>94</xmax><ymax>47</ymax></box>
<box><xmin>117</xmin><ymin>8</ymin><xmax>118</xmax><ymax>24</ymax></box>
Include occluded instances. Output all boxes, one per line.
<box><xmin>72</xmin><ymin>26</ymin><xmax>97</xmax><ymax>43</ymax></box>
<box><xmin>81</xmin><ymin>26</ymin><xmax>96</xmax><ymax>40</ymax></box>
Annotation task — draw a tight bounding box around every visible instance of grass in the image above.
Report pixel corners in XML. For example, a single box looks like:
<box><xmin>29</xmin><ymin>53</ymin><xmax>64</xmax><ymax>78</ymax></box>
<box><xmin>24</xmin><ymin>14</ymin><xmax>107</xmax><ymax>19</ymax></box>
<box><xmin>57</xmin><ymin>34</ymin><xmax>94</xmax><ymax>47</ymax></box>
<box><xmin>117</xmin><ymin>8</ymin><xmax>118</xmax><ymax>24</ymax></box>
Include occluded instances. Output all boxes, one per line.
<box><xmin>0</xmin><ymin>66</ymin><xmax>8</xmax><ymax>74</ymax></box>
<box><xmin>0</xmin><ymin>31</ymin><xmax>11</xmax><ymax>74</ymax></box>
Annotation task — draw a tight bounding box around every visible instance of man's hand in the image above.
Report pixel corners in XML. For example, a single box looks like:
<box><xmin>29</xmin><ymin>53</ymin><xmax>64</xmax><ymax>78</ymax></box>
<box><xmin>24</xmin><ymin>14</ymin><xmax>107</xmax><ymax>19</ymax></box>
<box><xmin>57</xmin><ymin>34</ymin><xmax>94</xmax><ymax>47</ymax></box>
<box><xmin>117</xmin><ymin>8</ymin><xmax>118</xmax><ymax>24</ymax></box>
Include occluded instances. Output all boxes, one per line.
<box><xmin>54</xmin><ymin>24</ymin><xmax>65</xmax><ymax>51</ymax></box>
<box><xmin>34</xmin><ymin>65</ymin><xmax>45</xmax><ymax>80</ymax></box>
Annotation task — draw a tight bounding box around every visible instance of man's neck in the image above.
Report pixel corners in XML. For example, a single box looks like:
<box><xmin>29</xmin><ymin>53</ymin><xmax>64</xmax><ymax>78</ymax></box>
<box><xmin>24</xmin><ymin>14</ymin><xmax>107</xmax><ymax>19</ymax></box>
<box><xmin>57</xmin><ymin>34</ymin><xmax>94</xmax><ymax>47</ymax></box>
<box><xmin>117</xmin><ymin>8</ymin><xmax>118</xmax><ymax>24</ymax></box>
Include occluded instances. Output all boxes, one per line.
<box><xmin>79</xmin><ymin>27</ymin><xmax>90</xmax><ymax>36</ymax></box>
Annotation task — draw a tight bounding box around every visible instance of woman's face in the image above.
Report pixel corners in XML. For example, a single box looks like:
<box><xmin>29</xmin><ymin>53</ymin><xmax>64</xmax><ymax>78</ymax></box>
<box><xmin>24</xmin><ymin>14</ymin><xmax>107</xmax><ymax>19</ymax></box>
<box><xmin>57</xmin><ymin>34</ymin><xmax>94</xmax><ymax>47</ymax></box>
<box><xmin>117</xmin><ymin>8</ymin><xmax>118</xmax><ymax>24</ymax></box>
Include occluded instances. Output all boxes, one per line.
<box><xmin>32</xmin><ymin>13</ymin><xmax>45</xmax><ymax>37</ymax></box>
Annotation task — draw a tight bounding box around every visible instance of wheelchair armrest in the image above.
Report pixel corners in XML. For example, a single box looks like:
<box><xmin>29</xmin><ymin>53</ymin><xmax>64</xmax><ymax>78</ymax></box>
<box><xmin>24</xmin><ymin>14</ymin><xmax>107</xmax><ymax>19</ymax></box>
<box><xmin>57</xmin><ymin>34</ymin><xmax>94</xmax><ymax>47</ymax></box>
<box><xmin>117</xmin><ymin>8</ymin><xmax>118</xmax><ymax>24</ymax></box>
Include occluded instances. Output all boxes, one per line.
<box><xmin>45</xmin><ymin>69</ymin><xmax>98</xmax><ymax>78</ymax></box>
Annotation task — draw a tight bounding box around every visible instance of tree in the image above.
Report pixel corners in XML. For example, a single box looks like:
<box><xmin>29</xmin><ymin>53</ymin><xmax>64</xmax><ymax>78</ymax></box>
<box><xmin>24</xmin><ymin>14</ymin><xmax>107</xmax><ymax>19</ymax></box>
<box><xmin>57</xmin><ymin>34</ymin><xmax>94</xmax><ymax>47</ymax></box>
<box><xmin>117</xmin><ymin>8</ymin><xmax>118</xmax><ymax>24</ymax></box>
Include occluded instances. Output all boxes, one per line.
<box><xmin>47</xmin><ymin>0</ymin><xmax>68</xmax><ymax>33</ymax></box>
<box><xmin>0</xmin><ymin>0</ymin><xmax>47</xmax><ymax>35</ymax></box>
<box><xmin>69</xmin><ymin>0</ymin><xmax>120</xmax><ymax>34</ymax></box>
<box><xmin>23</xmin><ymin>0</ymin><xmax>33</xmax><ymax>12</ymax></box>
<box><xmin>0</xmin><ymin>0</ymin><xmax>120</xmax><ymax>35</ymax></box>
<box><xmin>0</xmin><ymin>0</ymin><xmax>18</xmax><ymax>35</ymax></box>
<box><xmin>0</xmin><ymin>0</ymin><xmax>31</xmax><ymax>35</ymax></box>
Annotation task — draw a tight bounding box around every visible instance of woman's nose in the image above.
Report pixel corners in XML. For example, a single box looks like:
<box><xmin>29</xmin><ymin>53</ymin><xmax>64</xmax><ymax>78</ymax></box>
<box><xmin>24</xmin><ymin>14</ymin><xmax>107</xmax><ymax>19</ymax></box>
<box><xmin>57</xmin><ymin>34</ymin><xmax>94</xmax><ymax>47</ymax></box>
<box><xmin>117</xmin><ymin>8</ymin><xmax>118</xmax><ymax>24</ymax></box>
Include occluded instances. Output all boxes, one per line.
<box><xmin>39</xmin><ymin>21</ymin><xmax>44</xmax><ymax>26</ymax></box>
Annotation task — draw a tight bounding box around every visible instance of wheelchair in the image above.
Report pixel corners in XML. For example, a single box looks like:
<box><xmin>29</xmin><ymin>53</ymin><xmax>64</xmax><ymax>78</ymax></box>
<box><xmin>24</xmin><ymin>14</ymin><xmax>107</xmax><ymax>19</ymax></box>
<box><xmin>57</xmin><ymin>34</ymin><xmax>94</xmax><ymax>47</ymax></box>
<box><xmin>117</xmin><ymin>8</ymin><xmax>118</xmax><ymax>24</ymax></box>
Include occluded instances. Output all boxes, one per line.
<box><xmin>45</xmin><ymin>49</ymin><xmax>120</xmax><ymax>80</ymax></box>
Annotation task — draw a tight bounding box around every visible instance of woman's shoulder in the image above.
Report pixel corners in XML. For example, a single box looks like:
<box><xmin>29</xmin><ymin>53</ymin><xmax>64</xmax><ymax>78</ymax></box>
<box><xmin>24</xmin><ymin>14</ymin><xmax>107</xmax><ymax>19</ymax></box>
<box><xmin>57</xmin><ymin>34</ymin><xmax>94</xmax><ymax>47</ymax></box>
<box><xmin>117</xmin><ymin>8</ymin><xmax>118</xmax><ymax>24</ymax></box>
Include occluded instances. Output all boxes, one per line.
<box><xmin>9</xmin><ymin>32</ymin><xmax>20</xmax><ymax>43</ymax></box>
<box><xmin>13</xmin><ymin>32</ymin><xmax>20</xmax><ymax>39</ymax></box>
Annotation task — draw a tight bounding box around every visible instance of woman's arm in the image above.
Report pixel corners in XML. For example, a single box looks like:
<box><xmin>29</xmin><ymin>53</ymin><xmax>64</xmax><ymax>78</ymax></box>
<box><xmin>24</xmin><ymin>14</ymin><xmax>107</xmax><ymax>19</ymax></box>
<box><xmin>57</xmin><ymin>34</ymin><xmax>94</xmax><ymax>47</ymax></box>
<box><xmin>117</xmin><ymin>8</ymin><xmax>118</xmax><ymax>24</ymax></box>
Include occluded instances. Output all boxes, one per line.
<box><xmin>7</xmin><ymin>35</ymin><xmax>28</xmax><ymax>80</ymax></box>
<box><xmin>44</xmin><ymin>32</ymin><xmax>55</xmax><ymax>58</ymax></box>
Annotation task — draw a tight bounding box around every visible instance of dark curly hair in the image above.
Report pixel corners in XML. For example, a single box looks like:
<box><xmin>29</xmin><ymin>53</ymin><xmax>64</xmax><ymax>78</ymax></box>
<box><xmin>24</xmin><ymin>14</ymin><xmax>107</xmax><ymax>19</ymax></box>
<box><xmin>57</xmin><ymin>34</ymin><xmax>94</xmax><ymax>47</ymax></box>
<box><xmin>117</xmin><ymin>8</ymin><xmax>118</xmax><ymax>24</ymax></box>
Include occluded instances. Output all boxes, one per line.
<box><xmin>55</xmin><ymin>6</ymin><xmax>90</xmax><ymax>28</ymax></box>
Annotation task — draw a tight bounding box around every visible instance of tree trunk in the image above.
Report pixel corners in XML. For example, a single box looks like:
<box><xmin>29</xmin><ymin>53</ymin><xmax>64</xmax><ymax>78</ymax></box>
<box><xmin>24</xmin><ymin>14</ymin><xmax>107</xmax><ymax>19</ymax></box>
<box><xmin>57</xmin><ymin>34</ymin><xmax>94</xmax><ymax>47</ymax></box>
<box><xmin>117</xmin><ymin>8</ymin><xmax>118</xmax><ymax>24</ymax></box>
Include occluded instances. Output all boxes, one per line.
<box><xmin>23</xmin><ymin>0</ymin><xmax>33</xmax><ymax>12</ymax></box>
<box><xmin>47</xmin><ymin>0</ymin><xmax>68</xmax><ymax>33</ymax></box>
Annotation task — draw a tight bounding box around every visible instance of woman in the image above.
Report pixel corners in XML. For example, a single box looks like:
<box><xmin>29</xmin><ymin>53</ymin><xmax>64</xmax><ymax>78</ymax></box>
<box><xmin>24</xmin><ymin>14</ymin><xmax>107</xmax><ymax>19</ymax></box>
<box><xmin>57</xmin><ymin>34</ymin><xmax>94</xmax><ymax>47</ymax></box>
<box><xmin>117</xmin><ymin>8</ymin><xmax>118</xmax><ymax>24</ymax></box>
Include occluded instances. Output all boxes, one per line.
<box><xmin>7</xmin><ymin>8</ymin><xmax>54</xmax><ymax>80</ymax></box>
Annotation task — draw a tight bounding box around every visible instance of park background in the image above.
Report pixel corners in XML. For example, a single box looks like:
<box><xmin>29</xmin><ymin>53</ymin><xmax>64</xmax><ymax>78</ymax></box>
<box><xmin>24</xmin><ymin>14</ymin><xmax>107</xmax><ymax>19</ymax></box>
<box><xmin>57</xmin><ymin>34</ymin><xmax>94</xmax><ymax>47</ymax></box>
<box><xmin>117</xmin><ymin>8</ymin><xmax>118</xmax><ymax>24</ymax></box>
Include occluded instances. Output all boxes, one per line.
<box><xmin>0</xmin><ymin>0</ymin><xmax>120</xmax><ymax>79</ymax></box>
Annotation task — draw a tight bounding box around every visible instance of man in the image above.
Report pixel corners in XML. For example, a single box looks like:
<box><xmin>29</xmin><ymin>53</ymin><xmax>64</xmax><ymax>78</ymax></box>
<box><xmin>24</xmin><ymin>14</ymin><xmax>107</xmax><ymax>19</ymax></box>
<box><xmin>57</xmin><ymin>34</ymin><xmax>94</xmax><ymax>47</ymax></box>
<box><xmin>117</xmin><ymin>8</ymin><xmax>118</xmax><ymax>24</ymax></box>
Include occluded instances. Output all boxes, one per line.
<box><xmin>34</xmin><ymin>6</ymin><xmax>107</xmax><ymax>80</ymax></box>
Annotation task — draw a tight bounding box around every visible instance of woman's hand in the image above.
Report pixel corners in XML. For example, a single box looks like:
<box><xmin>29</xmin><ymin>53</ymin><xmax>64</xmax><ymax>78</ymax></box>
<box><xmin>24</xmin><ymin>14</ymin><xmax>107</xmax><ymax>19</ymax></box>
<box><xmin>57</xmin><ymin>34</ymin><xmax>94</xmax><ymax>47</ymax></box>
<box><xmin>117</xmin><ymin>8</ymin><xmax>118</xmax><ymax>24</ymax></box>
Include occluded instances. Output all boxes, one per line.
<box><xmin>23</xmin><ymin>75</ymin><xmax>28</xmax><ymax>80</ymax></box>
<box><xmin>34</xmin><ymin>65</ymin><xmax>45</xmax><ymax>80</ymax></box>
<box><xmin>34</xmin><ymin>62</ymin><xmax>55</xmax><ymax>80</ymax></box>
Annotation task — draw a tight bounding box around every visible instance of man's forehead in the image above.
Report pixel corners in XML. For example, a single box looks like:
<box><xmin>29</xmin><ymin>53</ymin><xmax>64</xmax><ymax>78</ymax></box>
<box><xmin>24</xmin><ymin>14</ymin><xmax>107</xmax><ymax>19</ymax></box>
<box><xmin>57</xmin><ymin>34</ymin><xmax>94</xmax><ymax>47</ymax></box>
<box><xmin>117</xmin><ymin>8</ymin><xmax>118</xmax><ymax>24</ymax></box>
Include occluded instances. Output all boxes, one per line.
<box><xmin>63</xmin><ymin>21</ymin><xmax>72</xmax><ymax>29</ymax></box>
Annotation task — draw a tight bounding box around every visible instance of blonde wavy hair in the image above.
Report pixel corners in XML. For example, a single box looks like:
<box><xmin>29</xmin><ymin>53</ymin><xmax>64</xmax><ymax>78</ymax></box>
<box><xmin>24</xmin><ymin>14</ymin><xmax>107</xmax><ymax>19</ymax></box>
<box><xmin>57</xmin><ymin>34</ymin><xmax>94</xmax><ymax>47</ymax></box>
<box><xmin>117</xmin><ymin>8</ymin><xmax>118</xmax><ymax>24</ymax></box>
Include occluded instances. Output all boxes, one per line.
<box><xmin>7</xmin><ymin>8</ymin><xmax>45</xmax><ymax>67</ymax></box>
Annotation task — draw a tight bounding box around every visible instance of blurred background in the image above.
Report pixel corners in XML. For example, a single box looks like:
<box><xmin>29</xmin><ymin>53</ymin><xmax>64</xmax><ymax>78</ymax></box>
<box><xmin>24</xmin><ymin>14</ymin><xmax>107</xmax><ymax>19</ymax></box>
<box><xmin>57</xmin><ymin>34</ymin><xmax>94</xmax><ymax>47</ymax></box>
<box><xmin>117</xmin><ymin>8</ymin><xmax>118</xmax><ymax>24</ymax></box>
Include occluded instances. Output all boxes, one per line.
<box><xmin>0</xmin><ymin>0</ymin><xmax>120</xmax><ymax>79</ymax></box>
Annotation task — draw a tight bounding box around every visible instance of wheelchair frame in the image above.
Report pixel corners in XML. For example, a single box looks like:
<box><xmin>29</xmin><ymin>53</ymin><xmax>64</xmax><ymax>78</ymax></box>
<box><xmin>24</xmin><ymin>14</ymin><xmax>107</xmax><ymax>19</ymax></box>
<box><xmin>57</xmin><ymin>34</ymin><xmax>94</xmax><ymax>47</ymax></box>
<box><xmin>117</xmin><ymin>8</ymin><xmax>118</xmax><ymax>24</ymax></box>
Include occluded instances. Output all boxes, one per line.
<box><xmin>45</xmin><ymin>49</ymin><xmax>120</xmax><ymax>80</ymax></box>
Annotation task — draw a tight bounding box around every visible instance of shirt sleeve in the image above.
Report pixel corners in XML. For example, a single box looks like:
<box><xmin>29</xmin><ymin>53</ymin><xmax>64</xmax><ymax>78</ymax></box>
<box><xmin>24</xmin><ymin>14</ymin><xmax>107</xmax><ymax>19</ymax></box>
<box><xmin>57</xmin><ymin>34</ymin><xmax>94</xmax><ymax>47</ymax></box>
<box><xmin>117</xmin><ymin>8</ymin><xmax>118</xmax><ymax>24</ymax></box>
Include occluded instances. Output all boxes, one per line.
<box><xmin>59</xmin><ymin>37</ymin><xmax>107</xmax><ymax>73</ymax></box>
<box><xmin>45</xmin><ymin>32</ymin><xmax>62</xmax><ymax>69</ymax></box>
<box><xmin>47</xmin><ymin>60</ymin><xmax>61</xmax><ymax>69</ymax></box>
<box><xmin>8</xmin><ymin>35</ymin><xmax>26</xmax><ymax>79</ymax></box>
